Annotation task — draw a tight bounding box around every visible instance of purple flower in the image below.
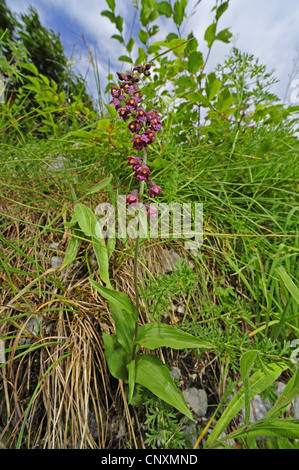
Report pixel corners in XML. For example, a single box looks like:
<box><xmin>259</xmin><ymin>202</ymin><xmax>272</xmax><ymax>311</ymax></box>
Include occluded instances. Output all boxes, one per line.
<box><xmin>133</xmin><ymin>90</ymin><xmax>143</xmax><ymax>102</ymax></box>
<box><xmin>125</xmin><ymin>97</ymin><xmax>139</xmax><ymax>110</ymax></box>
<box><xmin>148</xmin><ymin>180</ymin><xmax>162</xmax><ymax>198</ymax></box>
<box><xmin>110</xmin><ymin>96</ymin><xmax>123</xmax><ymax>110</ymax></box>
<box><xmin>147</xmin><ymin>109</ymin><xmax>160</xmax><ymax>120</ymax></box>
<box><xmin>110</xmin><ymin>85</ymin><xmax>121</xmax><ymax>98</ymax></box>
<box><xmin>144</xmin><ymin>129</ymin><xmax>156</xmax><ymax>145</ymax></box>
<box><xmin>149</xmin><ymin>117</ymin><xmax>162</xmax><ymax>131</ymax></box>
<box><xmin>131</xmin><ymin>133</ymin><xmax>149</xmax><ymax>151</ymax></box>
<box><xmin>135</xmin><ymin>164</ymin><xmax>150</xmax><ymax>181</ymax></box>
<box><xmin>136</xmin><ymin>108</ymin><xmax>147</xmax><ymax>122</ymax></box>
<box><xmin>122</xmin><ymin>81</ymin><xmax>138</xmax><ymax>95</ymax></box>
<box><xmin>118</xmin><ymin>106</ymin><xmax>131</xmax><ymax>121</ymax></box>
<box><xmin>126</xmin><ymin>156</ymin><xmax>142</xmax><ymax>170</ymax></box>
<box><xmin>126</xmin><ymin>190</ymin><xmax>139</xmax><ymax>205</ymax></box>
<box><xmin>128</xmin><ymin>120</ymin><xmax>141</xmax><ymax>134</ymax></box>
<box><xmin>144</xmin><ymin>203</ymin><xmax>158</xmax><ymax>218</ymax></box>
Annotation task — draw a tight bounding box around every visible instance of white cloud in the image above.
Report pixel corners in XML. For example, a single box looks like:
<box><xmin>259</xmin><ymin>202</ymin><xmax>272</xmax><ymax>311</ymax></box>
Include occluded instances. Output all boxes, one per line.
<box><xmin>5</xmin><ymin>0</ymin><xmax>299</xmax><ymax>103</ymax></box>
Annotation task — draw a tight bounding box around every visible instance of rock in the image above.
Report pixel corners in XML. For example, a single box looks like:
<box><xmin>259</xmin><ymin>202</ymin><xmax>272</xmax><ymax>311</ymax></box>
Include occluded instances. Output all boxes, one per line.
<box><xmin>19</xmin><ymin>315</ymin><xmax>43</xmax><ymax>345</ymax></box>
<box><xmin>170</xmin><ymin>366</ymin><xmax>182</xmax><ymax>382</ymax></box>
<box><xmin>161</xmin><ymin>250</ymin><xmax>194</xmax><ymax>273</ymax></box>
<box><xmin>294</xmin><ymin>396</ymin><xmax>299</xmax><ymax>419</ymax></box>
<box><xmin>183</xmin><ymin>421</ymin><xmax>198</xmax><ymax>448</ymax></box>
<box><xmin>183</xmin><ymin>387</ymin><xmax>208</xmax><ymax>418</ymax></box>
<box><xmin>49</xmin><ymin>241</ymin><xmax>60</xmax><ymax>250</ymax></box>
<box><xmin>240</xmin><ymin>394</ymin><xmax>272</xmax><ymax>423</ymax></box>
<box><xmin>51</xmin><ymin>256</ymin><xmax>63</xmax><ymax>269</ymax></box>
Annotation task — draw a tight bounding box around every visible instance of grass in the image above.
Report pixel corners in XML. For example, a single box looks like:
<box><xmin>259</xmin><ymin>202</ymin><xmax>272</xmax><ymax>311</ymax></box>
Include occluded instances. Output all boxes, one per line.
<box><xmin>0</xmin><ymin>61</ymin><xmax>298</xmax><ymax>449</ymax></box>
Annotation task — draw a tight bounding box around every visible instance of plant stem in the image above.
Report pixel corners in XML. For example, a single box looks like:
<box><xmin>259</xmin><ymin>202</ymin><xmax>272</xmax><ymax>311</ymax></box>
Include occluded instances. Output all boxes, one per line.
<box><xmin>131</xmin><ymin>147</ymin><xmax>147</xmax><ymax>362</ymax></box>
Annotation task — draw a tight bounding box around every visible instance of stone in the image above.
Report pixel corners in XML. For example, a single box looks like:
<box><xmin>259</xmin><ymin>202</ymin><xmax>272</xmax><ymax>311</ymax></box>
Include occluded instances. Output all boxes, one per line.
<box><xmin>19</xmin><ymin>315</ymin><xmax>43</xmax><ymax>345</ymax></box>
<box><xmin>183</xmin><ymin>421</ymin><xmax>198</xmax><ymax>448</ymax></box>
<box><xmin>240</xmin><ymin>394</ymin><xmax>272</xmax><ymax>423</ymax></box>
<box><xmin>49</xmin><ymin>241</ymin><xmax>60</xmax><ymax>250</ymax></box>
<box><xmin>51</xmin><ymin>256</ymin><xmax>63</xmax><ymax>269</ymax></box>
<box><xmin>183</xmin><ymin>387</ymin><xmax>208</xmax><ymax>418</ymax></box>
<box><xmin>170</xmin><ymin>366</ymin><xmax>182</xmax><ymax>382</ymax></box>
<box><xmin>161</xmin><ymin>250</ymin><xmax>194</xmax><ymax>273</ymax></box>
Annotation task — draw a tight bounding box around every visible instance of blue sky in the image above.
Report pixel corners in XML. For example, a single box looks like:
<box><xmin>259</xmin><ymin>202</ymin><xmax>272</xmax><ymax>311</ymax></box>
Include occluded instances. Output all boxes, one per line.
<box><xmin>6</xmin><ymin>0</ymin><xmax>299</xmax><ymax>106</ymax></box>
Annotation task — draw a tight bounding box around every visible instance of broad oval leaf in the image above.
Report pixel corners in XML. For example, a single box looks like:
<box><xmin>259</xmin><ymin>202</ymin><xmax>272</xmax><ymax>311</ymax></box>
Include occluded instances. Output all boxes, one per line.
<box><xmin>61</xmin><ymin>227</ymin><xmax>82</xmax><ymax>268</ymax></box>
<box><xmin>118</xmin><ymin>55</ymin><xmax>133</xmax><ymax>64</ymax></box>
<box><xmin>110</xmin><ymin>304</ymin><xmax>135</xmax><ymax>355</ymax></box>
<box><xmin>89</xmin><ymin>278</ymin><xmax>137</xmax><ymax>319</ymax></box>
<box><xmin>135</xmin><ymin>354</ymin><xmax>193</xmax><ymax>420</ymax></box>
<box><xmin>187</xmin><ymin>51</ymin><xmax>204</xmax><ymax>75</ymax></box>
<box><xmin>240</xmin><ymin>350</ymin><xmax>258</xmax><ymax>379</ymax></box>
<box><xmin>204</xmin><ymin>23</ymin><xmax>216</xmax><ymax>48</ymax></box>
<box><xmin>74</xmin><ymin>203</ymin><xmax>97</xmax><ymax>238</ymax></box>
<box><xmin>103</xmin><ymin>333</ymin><xmax>129</xmax><ymax>380</ymax></box>
<box><xmin>137</xmin><ymin>323</ymin><xmax>215</xmax><ymax>350</ymax></box>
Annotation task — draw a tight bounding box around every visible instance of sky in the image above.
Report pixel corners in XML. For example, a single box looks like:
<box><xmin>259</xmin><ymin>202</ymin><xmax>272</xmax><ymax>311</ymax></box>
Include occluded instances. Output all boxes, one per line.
<box><xmin>5</xmin><ymin>0</ymin><xmax>299</xmax><ymax>107</ymax></box>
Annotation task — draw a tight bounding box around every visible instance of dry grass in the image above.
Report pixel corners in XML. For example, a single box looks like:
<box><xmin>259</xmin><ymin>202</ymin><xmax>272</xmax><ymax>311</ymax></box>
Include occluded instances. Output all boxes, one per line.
<box><xmin>0</xmin><ymin>184</ymin><xmax>213</xmax><ymax>449</ymax></box>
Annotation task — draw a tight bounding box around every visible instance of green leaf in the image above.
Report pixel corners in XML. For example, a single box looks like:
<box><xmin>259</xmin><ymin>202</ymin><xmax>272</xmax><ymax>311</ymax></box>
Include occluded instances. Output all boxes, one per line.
<box><xmin>110</xmin><ymin>304</ymin><xmax>135</xmax><ymax>355</ymax></box>
<box><xmin>118</xmin><ymin>55</ymin><xmax>133</xmax><ymax>64</ymax></box>
<box><xmin>85</xmin><ymin>175</ymin><xmax>113</xmax><ymax>195</ymax></box>
<box><xmin>187</xmin><ymin>50</ymin><xmax>204</xmax><ymax>74</ymax></box>
<box><xmin>19</xmin><ymin>61</ymin><xmax>39</xmax><ymax>75</ymax></box>
<box><xmin>216</xmin><ymin>88</ymin><xmax>234</xmax><ymax>112</ymax></box>
<box><xmin>138</xmin><ymin>29</ymin><xmax>148</xmax><ymax>45</ymax></box>
<box><xmin>204</xmin><ymin>23</ymin><xmax>216</xmax><ymax>48</ymax></box>
<box><xmin>106</xmin><ymin>0</ymin><xmax>115</xmax><ymax>11</ymax></box>
<box><xmin>61</xmin><ymin>227</ymin><xmax>82</xmax><ymax>268</ymax></box>
<box><xmin>137</xmin><ymin>323</ymin><xmax>215</xmax><ymax>350</ymax></box>
<box><xmin>111</xmin><ymin>34</ymin><xmax>124</xmax><ymax>44</ymax></box>
<box><xmin>205</xmin><ymin>72</ymin><xmax>222</xmax><ymax>100</ymax></box>
<box><xmin>216</xmin><ymin>28</ymin><xmax>232</xmax><ymax>43</ymax></box>
<box><xmin>275</xmin><ymin>266</ymin><xmax>299</xmax><ymax>304</ymax></box>
<box><xmin>204</xmin><ymin>362</ymin><xmax>288</xmax><ymax>448</ymax></box>
<box><xmin>101</xmin><ymin>10</ymin><xmax>115</xmax><ymax>22</ymax></box>
<box><xmin>265</xmin><ymin>368</ymin><xmax>299</xmax><ymax>419</ymax></box>
<box><xmin>104</xmin><ymin>103</ymin><xmax>117</xmax><ymax>119</ymax></box>
<box><xmin>126</xmin><ymin>37</ymin><xmax>135</xmax><ymax>53</ymax></box>
<box><xmin>135</xmin><ymin>354</ymin><xmax>193</xmax><ymax>420</ymax></box>
<box><xmin>91</xmin><ymin>236</ymin><xmax>111</xmax><ymax>288</ymax></box>
<box><xmin>74</xmin><ymin>203</ymin><xmax>97</xmax><ymax>239</ymax></box>
<box><xmin>240</xmin><ymin>350</ymin><xmax>258</xmax><ymax>427</ymax></box>
<box><xmin>103</xmin><ymin>333</ymin><xmax>129</xmax><ymax>380</ymax></box>
<box><xmin>173</xmin><ymin>0</ymin><xmax>185</xmax><ymax>26</ymax></box>
<box><xmin>73</xmin><ymin>204</ymin><xmax>111</xmax><ymax>286</ymax></box>
<box><xmin>240</xmin><ymin>350</ymin><xmax>258</xmax><ymax>379</ymax></box>
<box><xmin>156</xmin><ymin>1</ymin><xmax>172</xmax><ymax>17</ymax></box>
<box><xmin>127</xmin><ymin>360</ymin><xmax>136</xmax><ymax>403</ymax></box>
<box><xmin>136</xmin><ymin>47</ymin><xmax>147</xmax><ymax>64</ymax></box>
<box><xmin>215</xmin><ymin>1</ymin><xmax>229</xmax><ymax>20</ymax></box>
<box><xmin>185</xmin><ymin>33</ymin><xmax>198</xmax><ymax>53</ymax></box>
<box><xmin>107</xmin><ymin>236</ymin><xmax>116</xmax><ymax>259</ymax></box>
<box><xmin>115</xmin><ymin>15</ymin><xmax>123</xmax><ymax>32</ymax></box>
<box><xmin>97</xmin><ymin>119</ymin><xmax>110</xmax><ymax>131</ymax></box>
<box><xmin>186</xmin><ymin>91</ymin><xmax>211</xmax><ymax>108</ymax></box>
<box><xmin>89</xmin><ymin>278</ymin><xmax>137</xmax><ymax>319</ymax></box>
<box><xmin>222</xmin><ymin>419</ymin><xmax>299</xmax><ymax>443</ymax></box>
